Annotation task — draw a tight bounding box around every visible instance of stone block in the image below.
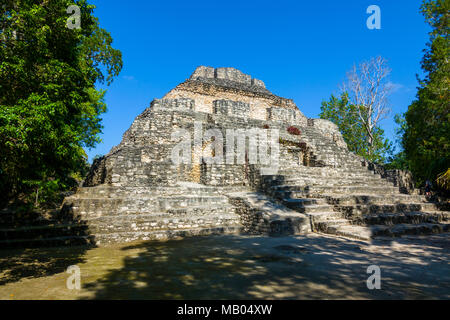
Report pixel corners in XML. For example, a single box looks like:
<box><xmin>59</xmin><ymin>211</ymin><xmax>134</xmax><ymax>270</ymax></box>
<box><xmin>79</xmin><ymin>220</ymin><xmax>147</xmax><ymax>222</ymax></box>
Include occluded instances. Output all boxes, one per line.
<box><xmin>213</xmin><ymin>100</ymin><xmax>250</xmax><ymax>118</ymax></box>
<box><xmin>190</xmin><ymin>66</ymin><xmax>215</xmax><ymax>79</ymax></box>
<box><xmin>215</xmin><ymin>67</ymin><xmax>252</xmax><ymax>86</ymax></box>
<box><xmin>267</xmin><ymin>107</ymin><xmax>296</xmax><ymax>123</ymax></box>
<box><xmin>151</xmin><ymin>98</ymin><xmax>195</xmax><ymax>111</ymax></box>
<box><xmin>251</xmin><ymin>78</ymin><xmax>265</xmax><ymax>88</ymax></box>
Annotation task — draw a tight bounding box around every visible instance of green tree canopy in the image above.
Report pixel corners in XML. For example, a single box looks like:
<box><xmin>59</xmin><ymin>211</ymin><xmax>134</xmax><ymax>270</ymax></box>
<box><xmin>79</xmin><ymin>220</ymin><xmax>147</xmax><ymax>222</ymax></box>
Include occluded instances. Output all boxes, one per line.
<box><xmin>402</xmin><ymin>0</ymin><xmax>449</xmax><ymax>184</ymax></box>
<box><xmin>0</xmin><ymin>0</ymin><xmax>122</xmax><ymax>206</ymax></box>
<box><xmin>320</xmin><ymin>92</ymin><xmax>392</xmax><ymax>163</ymax></box>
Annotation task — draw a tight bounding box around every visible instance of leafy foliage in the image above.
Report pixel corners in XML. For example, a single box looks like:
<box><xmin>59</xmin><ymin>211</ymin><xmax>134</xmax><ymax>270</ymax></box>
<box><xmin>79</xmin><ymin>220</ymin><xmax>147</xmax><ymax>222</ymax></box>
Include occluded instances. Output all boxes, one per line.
<box><xmin>437</xmin><ymin>169</ymin><xmax>450</xmax><ymax>191</ymax></box>
<box><xmin>320</xmin><ymin>92</ymin><xmax>393</xmax><ymax>163</ymax></box>
<box><xmin>0</xmin><ymin>0</ymin><xmax>122</xmax><ymax>207</ymax></box>
<box><xmin>402</xmin><ymin>0</ymin><xmax>449</xmax><ymax>185</ymax></box>
<box><xmin>384</xmin><ymin>113</ymin><xmax>411</xmax><ymax>170</ymax></box>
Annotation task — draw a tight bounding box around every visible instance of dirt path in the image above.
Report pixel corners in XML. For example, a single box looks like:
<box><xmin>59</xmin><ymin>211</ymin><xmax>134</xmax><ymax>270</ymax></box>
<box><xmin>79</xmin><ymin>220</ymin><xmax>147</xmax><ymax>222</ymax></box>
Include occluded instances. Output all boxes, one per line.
<box><xmin>0</xmin><ymin>233</ymin><xmax>449</xmax><ymax>299</ymax></box>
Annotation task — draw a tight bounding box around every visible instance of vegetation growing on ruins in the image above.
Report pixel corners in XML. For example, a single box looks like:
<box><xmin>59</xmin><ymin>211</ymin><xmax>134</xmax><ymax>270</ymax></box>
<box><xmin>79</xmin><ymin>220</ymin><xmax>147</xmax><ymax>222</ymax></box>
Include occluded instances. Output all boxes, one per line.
<box><xmin>0</xmin><ymin>0</ymin><xmax>122</xmax><ymax>208</ymax></box>
<box><xmin>287</xmin><ymin>126</ymin><xmax>301</xmax><ymax>136</ymax></box>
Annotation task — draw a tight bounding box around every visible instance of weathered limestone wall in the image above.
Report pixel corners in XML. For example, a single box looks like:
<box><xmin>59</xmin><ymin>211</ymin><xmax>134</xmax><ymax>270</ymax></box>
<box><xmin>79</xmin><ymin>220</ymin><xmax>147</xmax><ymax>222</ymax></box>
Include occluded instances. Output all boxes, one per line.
<box><xmin>84</xmin><ymin>104</ymin><xmax>204</xmax><ymax>187</ymax></box>
<box><xmin>164</xmin><ymin>87</ymin><xmax>295</xmax><ymax>121</ymax></box>
<box><xmin>363</xmin><ymin>161</ymin><xmax>416</xmax><ymax>194</ymax></box>
<box><xmin>213</xmin><ymin>100</ymin><xmax>250</xmax><ymax>118</ymax></box>
<box><xmin>163</xmin><ymin>66</ymin><xmax>308</xmax><ymax>125</ymax></box>
<box><xmin>86</xmin><ymin>98</ymin><xmax>347</xmax><ymax>188</ymax></box>
<box><xmin>267</xmin><ymin>107</ymin><xmax>306</xmax><ymax>126</ymax></box>
<box><xmin>163</xmin><ymin>92</ymin><xmax>307</xmax><ymax>126</ymax></box>
<box><xmin>84</xmin><ymin>97</ymin><xmax>329</xmax><ymax>190</ymax></box>
<box><xmin>190</xmin><ymin>66</ymin><xmax>266</xmax><ymax>89</ymax></box>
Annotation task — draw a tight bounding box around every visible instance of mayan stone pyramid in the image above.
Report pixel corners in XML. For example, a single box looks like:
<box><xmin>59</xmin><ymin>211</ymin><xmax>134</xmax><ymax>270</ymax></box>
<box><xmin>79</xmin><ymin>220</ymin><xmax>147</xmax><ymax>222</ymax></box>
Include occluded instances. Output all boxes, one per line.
<box><xmin>46</xmin><ymin>67</ymin><xmax>447</xmax><ymax>245</ymax></box>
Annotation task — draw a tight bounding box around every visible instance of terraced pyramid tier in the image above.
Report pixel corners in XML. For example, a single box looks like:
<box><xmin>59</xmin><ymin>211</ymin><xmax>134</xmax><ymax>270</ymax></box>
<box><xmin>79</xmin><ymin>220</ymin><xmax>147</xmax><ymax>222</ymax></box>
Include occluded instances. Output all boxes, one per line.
<box><xmin>260</xmin><ymin>164</ymin><xmax>449</xmax><ymax>240</ymax></box>
<box><xmin>0</xmin><ymin>207</ymin><xmax>94</xmax><ymax>249</ymax></box>
<box><xmin>61</xmin><ymin>184</ymin><xmax>248</xmax><ymax>244</ymax></box>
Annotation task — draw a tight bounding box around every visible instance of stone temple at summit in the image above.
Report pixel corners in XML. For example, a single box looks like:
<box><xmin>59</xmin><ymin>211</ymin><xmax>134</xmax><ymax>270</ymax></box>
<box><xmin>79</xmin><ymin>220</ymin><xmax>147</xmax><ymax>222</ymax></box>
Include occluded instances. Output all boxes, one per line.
<box><xmin>4</xmin><ymin>66</ymin><xmax>449</xmax><ymax>247</ymax></box>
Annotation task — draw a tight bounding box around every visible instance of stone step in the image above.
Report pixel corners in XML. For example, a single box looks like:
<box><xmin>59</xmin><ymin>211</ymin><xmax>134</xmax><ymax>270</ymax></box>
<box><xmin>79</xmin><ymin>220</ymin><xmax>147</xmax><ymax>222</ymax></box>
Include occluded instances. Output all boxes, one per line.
<box><xmin>301</xmin><ymin>146</ymin><xmax>347</xmax><ymax>155</ymax></box>
<box><xmin>262</xmin><ymin>174</ymin><xmax>387</xmax><ymax>184</ymax></box>
<box><xmin>351</xmin><ymin>211</ymin><xmax>449</xmax><ymax>226</ymax></box>
<box><xmin>0</xmin><ymin>214</ymin><xmax>77</xmax><ymax>229</ymax></box>
<box><xmin>323</xmin><ymin>222</ymin><xmax>450</xmax><ymax>240</ymax></box>
<box><xmin>165</xmin><ymin>204</ymin><xmax>236</xmax><ymax>215</ymax></box>
<box><xmin>87</xmin><ymin>213</ymin><xmax>241</xmax><ymax>234</ymax></box>
<box><xmin>315</xmin><ymin>219</ymin><xmax>350</xmax><ymax>230</ymax></box>
<box><xmin>267</xmin><ymin>179</ymin><xmax>392</xmax><ymax>189</ymax></box>
<box><xmin>227</xmin><ymin>191</ymin><xmax>311</xmax><ymax>236</ymax></box>
<box><xmin>0</xmin><ymin>223</ymin><xmax>90</xmax><ymax>242</ymax></box>
<box><xmin>272</xmin><ymin>167</ymin><xmax>376</xmax><ymax>176</ymax></box>
<box><xmin>72</xmin><ymin>185</ymin><xmax>250</xmax><ymax>199</ymax></box>
<box><xmin>303</xmin><ymin>148</ymin><xmax>356</xmax><ymax>157</ymax></box>
<box><xmin>85</xmin><ymin>204</ymin><xmax>236</xmax><ymax>218</ymax></box>
<box><xmin>308</xmin><ymin>148</ymin><xmax>355</xmax><ymax>157</ymax></box>
<box><xmin>314</xmin><ymin>155</ymin><xmax>361</xmax><ymax>163</ymax></box>
<box><xmin>324</xmin><ymin>194</ymin><xmax>428</xmax><ymax>205</ymax></box>
<box><xmin>277</xmin><ymin>170</ymin><xmax>381</xmax><ymax>180</ymax></box>
<box><xmin>281</xmin><ymin>200</ymin><xmax>333</xmax><ymax>213</ymax></box>
<box><xmin>314</xmin><ymin>211</ymin><xmax>449</xmax><ymax>232</ymax></box>
<box><xmin>276</xmin><ymin>198</ymin><xmax>327</xmax><ymax>206</ymax></box>
<box><xmin>274</xmin><ymin>163</ymin><xmax>369</xmax><ymax>171</ymax></box>
<box><xmin>92</xmin><ymin>226</ymin><xmax>242</xmax><ymax>244</ymax></box>
<box><xmin>262</xmin><ymin>179</ymin><xmax>392</xmax><ymax>190</ymax></box>
<box><xmin>70</xmin><ymin>185</ymin><xmax>224</xmax><ymax>199</ymax></box>
<box><xmin>301</xmin><ymin>138</ymin><xmax>346</xmax><ymax>148</ymax></box>
<box><xmin>335</xmin><ymin>203</ymin><xmax>440</xmax><ymax>216</ymax></box>
<box><xmin>157</xmin><ymin>196</ymin><xmax>230</xmax><ymax>210</ymax></box>
<box><xmin>87</xmin><ymin>208</ymin><xmax>237</xmax><ymax>222</ymax></box>
<box><xmin>1</xmin><ymin>223</ymin><xmax>244</xmax><ymax>247</ymax></box>
<box><xmin>305</xmin><ymin>211</ymin><xmax>343</xmax><ymax>221</ymax></box>
<box><xmin>381</xmin><ymin>222</ymin><xmax>450</xmax><ymax>236</ymax></box>
<box><xmin>272</xmin><ymin>185</ymin><xmax>399</xmax><ymax>196</ymax></box>
<box><xmin>0</xmin><ymin>235</ymin><xmax>95</xmax><ymax>249</ymax></box>
<box><xmin>65</xmin><ymin>195</ymin><xmax>230</xmax><ymax>217</ymax></box>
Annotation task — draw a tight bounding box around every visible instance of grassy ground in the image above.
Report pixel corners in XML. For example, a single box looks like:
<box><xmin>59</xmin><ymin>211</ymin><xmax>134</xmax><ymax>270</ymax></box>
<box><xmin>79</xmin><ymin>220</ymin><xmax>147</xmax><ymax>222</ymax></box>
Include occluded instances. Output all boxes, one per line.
<box><xmin>0</xmin><ymin>233</ymin><xmax>449</xmax><ymax>299</ymax></box>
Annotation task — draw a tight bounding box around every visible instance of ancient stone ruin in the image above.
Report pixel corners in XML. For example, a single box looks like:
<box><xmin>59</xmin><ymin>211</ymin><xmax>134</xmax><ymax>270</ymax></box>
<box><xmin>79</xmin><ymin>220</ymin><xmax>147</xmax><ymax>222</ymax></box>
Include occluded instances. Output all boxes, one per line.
<box><xmin>2</xmin><ymin>66</ymin><xmax>448</xmax><ymax>247</ymax></box>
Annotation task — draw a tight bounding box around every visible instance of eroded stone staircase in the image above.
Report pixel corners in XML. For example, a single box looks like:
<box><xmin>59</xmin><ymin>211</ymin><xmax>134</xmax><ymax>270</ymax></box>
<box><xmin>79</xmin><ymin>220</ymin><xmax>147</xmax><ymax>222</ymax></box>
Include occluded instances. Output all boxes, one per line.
<box><xmin>0</xmin><ymin>184</ymin><xmax>245</xmax><ymax>247</ymax></box>
<box><xmin>261</xmin><ymin>164</ymin><xmax>449</xmax><ymax>240</ymax></box>
<box><xmin>60</xmin><ymin>184</ymin><xmax>244</xmax><ymax>244</ymax></box>
<box><xmin>0</xmin><ymin>207</ymin><xmax>94</xmax><ymax>248</ymax></box>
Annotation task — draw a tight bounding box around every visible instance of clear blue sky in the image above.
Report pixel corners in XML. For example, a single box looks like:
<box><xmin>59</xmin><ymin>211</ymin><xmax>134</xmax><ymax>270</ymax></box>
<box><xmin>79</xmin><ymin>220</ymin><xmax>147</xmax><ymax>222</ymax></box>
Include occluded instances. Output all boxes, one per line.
<box><xmin>87</xmin><ymin>0</ymin><xmax>430</xmax><ymax>161</ymax></box>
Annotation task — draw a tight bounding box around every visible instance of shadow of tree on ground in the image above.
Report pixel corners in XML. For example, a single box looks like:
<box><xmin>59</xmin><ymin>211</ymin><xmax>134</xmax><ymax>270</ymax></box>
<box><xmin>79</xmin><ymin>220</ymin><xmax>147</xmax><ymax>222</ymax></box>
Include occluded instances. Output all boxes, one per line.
<box><xmin>0</xmin><ymin>201</ymin><xmax>96</xmax><ymax>286</ymax></box>
<box><xmin>80</xmin><ymin>234</ymin><xmax>450</xmax><ymax>299</ymax></box>
<box><xmin>0</xmin><ymin>245</ymin><xmax>89</xmax><ymax>286</ymax></box>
